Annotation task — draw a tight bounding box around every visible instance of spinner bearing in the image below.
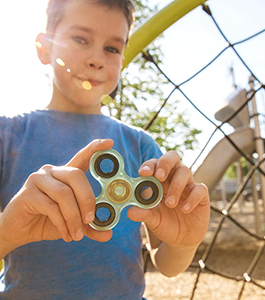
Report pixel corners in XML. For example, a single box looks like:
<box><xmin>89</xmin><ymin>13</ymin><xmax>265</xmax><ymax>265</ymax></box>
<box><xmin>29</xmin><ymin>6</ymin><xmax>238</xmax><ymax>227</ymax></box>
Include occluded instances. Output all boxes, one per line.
<box><xmin>89</xmin><ymin>149</ymin><xmax>163</xmax><ymax>231</ymax></box>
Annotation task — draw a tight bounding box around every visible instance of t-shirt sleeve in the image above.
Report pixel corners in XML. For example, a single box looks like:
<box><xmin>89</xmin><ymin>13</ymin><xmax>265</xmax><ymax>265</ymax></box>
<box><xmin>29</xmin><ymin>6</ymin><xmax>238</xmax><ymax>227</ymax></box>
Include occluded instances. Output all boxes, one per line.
<box><xmin>139</xmin><ymin>130</ymin><xmax>163</xmax><ymax>163</ymax></box>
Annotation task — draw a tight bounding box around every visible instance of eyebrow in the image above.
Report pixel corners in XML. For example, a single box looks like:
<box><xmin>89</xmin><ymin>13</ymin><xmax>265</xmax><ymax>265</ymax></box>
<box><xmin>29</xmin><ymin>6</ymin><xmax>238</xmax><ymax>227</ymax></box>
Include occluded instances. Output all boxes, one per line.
<box><xmin>68</xmin><ymin>25</ymin><xmax>127</xmax><ymax>45</ymax></box>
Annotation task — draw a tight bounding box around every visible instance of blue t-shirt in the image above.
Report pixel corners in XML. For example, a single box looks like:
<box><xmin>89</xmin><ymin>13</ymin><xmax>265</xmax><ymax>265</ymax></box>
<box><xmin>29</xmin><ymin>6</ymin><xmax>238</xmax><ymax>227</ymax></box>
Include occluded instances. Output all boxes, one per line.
<box><xmin>0</xmin><ymin>110</ymin><xmax>162</xmax><ymax>300</ymax></box>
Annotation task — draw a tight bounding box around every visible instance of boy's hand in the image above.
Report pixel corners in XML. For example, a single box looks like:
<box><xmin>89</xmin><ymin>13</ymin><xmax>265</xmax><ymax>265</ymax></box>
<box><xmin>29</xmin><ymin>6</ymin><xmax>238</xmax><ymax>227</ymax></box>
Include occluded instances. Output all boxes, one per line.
<box><xmin>0</xmin><ymin>139</ymin><xmax>114</xmax><ymax>252</ymax></box>
<box><xmin>127</xmin><ymin>151</ymin><xmax>210</xmax><ymax>248</ymax></box>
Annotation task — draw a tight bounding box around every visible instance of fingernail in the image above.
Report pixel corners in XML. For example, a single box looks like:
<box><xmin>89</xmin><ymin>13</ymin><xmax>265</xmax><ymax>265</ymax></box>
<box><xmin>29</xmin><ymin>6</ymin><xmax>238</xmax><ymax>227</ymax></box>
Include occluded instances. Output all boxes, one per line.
<box><xmin>156</xmin><ymin>169</ymin><xmax>166</xmax><ymax>180</ymax></box>
<box><xmin>140</xmin><ymin>166</ymin><xmax>151</xmax><ymax>172</ymax></box>
<box><xmin>64</xmin><ymin>234</ymin><xmax>72</xmax><ymax>242</ymax></box>
<box><xmin>75</xmin><ymin>229</ymin><xmax>84</xmax><ymax>240</ymax></box>
<box><xmin>182</xmin><ymin>203</ymin><xmax>191</xmax><ymax>213</ymax></box>
<box><xmin>85</xmin><ymin>212</ymin><xmax>95</xmax><ymax>224</ymax></box>
<box><xmin>165</xmin><ymin>196</ymin><xmax>176</xmax><ymax>207</ymax></box>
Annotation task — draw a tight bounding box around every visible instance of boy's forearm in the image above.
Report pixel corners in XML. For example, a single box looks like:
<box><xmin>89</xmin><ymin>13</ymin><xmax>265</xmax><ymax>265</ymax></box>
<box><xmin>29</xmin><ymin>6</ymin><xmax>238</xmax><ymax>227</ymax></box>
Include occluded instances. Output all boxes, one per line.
<box><xmin>150</xmin><ymin>242</ymin><xmax>199</xmax><ymax>277</ymax></box>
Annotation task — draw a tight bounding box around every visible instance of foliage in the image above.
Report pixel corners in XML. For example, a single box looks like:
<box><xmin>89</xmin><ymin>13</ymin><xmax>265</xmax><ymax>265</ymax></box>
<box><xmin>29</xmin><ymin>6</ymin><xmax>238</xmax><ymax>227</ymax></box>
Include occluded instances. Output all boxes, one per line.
<box><xmin>104</xmin><ymin>0</ymin><xmax>202</xmax><ymax>156</ymax></box>
<box><xmin>225</xmin><ymin>157</ymin><xmax>251</xmax><ymax>179</ymax></box>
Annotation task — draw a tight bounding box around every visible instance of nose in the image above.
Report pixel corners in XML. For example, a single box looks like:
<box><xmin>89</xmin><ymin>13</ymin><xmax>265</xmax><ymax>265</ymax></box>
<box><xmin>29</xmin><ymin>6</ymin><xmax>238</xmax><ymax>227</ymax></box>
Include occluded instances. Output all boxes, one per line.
<box><xmin>86</xmin><ymin>50</ymin><xmax>105</xmax><ymax>70</ymax></box>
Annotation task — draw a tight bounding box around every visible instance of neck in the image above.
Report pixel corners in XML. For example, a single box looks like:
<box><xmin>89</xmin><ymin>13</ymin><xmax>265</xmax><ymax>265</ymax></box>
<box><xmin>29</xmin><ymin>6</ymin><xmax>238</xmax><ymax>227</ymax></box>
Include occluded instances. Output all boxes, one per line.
<box><xmin>47</xmin><ymin>84</ymin><xmax>103</xmax><ymax>115</ymax></box>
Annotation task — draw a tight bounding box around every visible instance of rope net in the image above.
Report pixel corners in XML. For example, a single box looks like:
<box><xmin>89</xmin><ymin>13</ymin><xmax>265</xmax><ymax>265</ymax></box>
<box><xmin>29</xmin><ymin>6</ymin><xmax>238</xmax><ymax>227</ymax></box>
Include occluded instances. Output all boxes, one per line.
<box><xmin>141</xmin><ymin>3</ymin><xmax>265</xmax><ymax>300</ymax></box>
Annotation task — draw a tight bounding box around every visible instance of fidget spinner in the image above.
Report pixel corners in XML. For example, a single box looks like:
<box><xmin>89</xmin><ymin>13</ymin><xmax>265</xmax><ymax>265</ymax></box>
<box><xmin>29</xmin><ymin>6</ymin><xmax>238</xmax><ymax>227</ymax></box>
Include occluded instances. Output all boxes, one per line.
<box><xmin>89</xmin><ymin>149</ymin><xmax>163</xmax><ymax>231</ymax></box>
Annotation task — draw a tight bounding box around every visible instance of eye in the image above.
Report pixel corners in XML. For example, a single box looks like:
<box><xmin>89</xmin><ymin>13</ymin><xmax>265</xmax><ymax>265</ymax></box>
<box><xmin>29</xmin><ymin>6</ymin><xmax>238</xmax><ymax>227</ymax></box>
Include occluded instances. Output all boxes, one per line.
<box><xmin>105</xmin><ymin>46</ymin><xmax>119</xmax><ymax>54</ymax></box>
<box><xmin>72</xmin><ymin>36</ymin><xmax>87</xmax><ymax>44</ymax></box>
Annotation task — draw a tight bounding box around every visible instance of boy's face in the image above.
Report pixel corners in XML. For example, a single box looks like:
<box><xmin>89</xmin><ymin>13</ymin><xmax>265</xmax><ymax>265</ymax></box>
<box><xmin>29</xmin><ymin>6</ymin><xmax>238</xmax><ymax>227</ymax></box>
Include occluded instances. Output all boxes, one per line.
<box><xmin>42</xmin><ymin>0</ymin><xmax>128</xmax><ymax>114</ymax></box>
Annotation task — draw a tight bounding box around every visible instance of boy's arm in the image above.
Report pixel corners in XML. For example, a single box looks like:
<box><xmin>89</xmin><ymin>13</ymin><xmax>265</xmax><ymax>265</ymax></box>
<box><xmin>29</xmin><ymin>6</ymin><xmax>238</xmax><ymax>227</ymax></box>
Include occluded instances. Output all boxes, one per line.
<box><xmin>146</xmin><ymin>228</ymin><xmax>198</xmax><ymax>277</ymax></box>
<box><xmin>128</xmin><ymin>150</ymin><xmax>210</xmax><ymax>277</ymax></box>
<box><xmin>0</xmin><ymin>139</ymin><xmax>114</xmax><ymax>260</ymax></box>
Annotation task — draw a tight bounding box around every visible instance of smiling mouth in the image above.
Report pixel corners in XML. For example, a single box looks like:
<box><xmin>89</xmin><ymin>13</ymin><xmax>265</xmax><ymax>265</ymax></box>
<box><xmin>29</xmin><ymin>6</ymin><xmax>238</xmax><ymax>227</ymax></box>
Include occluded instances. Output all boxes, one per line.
<box><xmin>88</xmin><ymin>80</ymin><xmax>102</xmax><ymax>86</ymax></box>
<box><xmin>74</xmin><ymin>77</ymin><xmax>92</xmax><ymax>90</ymax></box>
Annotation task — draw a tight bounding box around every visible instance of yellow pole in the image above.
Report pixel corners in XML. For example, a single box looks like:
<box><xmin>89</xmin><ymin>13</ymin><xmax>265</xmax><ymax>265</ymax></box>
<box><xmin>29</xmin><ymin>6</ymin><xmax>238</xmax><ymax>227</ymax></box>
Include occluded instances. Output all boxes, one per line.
<box><xmin>123</xmin><ymin>0</ymin><xmax>208</xmax><ymax>69</ymax></box>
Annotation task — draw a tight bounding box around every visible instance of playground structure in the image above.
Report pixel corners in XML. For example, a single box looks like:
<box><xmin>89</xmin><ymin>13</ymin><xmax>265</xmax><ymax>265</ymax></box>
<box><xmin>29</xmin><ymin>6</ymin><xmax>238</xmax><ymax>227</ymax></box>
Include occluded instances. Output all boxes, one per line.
<box><xmin>0</xmin><ymin>0</ymin><xmax>264</xmax><ymax>298</ymax></box>
<box><xmin>194</xmin><ymin>85</ymin><xmax>265</xmax><ymax>234</ymax></box>
<box><xmin>122</xmin><ymin>0</ymin><xmax>265</xmax><ymax>299</ymax></box>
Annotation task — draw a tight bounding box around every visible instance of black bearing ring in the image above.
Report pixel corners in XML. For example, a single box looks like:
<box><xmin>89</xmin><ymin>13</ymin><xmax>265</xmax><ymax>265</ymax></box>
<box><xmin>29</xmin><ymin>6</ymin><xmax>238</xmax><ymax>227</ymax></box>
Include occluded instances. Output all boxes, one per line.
<box><xmin>94</xmin><ymin>153</ymin><xmax>119</xmax><ymax>178</ymax></box>
<box><xmin>93</xmin><ymin>203</ymin><xmax>116</xmax><ymax>228</ymax></box>
<box><xmin>135</xmin><ymin>181</ymin><xmax>159</xmax><ymax>206</ymax></box>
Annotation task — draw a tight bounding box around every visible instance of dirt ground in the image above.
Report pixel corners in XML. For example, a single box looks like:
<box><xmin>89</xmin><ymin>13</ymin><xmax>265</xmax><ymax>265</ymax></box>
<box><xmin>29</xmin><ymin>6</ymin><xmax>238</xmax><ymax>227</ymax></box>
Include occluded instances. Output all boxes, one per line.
<box><xmin>143</xmin><ymin>201</ymin><xmax>265</xmax><ymax>300</ymax></box>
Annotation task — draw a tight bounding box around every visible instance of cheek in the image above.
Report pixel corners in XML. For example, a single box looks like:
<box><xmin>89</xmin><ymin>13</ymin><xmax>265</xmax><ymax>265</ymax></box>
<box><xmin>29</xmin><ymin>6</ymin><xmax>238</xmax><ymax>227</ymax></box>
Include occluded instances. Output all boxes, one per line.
<box><xmin>52</xmin><ymin>62</ymin><xmax>71</xmax><ymax>88</ymax></box>
<box><xmin>51</xmin><ymin>46</ymin><xmax>79</xmax><ymax>73</ymax></box>
<box><xmin>108</xmin><ymin>61</ymin><xmax>122</xmax><ymax>80</ymax></box>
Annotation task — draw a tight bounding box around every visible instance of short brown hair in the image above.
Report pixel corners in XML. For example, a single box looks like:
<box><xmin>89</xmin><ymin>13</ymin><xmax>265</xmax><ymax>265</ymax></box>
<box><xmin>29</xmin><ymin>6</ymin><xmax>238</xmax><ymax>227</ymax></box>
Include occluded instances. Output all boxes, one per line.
<box><xmin>46</xmin><ymin>0</ymin><xmax>135</xmax><ymax>35</ymax></box>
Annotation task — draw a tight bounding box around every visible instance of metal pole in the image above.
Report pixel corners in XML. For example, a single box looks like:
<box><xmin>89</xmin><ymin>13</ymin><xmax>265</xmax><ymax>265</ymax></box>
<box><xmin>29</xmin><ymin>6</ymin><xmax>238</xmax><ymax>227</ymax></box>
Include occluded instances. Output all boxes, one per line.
<box><xmin>249</xmin><ymin>76</ymin><xmax>265</xmax><ymax>224</ymax></box>
<box><xmin>221</xmin><ymin>177</ymin><xmax>226</xmax><ymax>206</ymax></box>
<box><xmin>236</xmin><ymin>161</ymin><xmax>244</xmax><ymax>212</ymax></box>
<box><xmin>251</xmin><ymin>171</ymin><xmax>261</xmax><ymax>233</ymax></box>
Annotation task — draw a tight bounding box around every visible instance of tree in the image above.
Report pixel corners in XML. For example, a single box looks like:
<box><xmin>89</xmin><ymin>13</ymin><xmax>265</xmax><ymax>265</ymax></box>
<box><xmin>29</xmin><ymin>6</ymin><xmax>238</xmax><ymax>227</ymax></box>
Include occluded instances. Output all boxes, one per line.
<box><xmin>103</xmin><ymin>0</ymin><xmax>202</xmax><ymax>156</ymax></box>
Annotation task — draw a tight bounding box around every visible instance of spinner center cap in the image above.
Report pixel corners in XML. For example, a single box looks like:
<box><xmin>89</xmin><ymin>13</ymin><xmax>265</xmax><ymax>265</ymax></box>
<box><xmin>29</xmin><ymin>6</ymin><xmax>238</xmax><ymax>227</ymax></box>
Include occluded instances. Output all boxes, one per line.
<box><xmin>107</xmin><ymin>179</ymin><xmax>132</xmax><ymax>204</ymax></box>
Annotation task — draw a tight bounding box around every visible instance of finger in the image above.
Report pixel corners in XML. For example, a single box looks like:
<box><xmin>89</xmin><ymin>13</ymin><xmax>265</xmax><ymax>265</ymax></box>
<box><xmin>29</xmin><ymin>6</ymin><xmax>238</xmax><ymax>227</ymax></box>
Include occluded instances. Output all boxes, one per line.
<box><xmin>164</xmin><ymin>165</ymin><xmax>195</xmax><ymax>208</ymax></box>
<box><xmin>127</xmin><ymin>206</ymin><xmax>160</xmax><ymax>231</ymax></box>
<box><xmin>138</xmin><ymin>159</ymin><xmax>158</xmax><ymax>176</ymax></box>
<box><xmin>37</xmin><ymin>199</ymin><xmax>72</xmax><ymax>243</ymax></box>
<box><xmin>23</xmin><ymin>188</ymin><xmax>72</xmax><ymax>243</ymax></box>
<box><xmin>33</xmin><ymin>168</ymin><xmax>85</xmax><ymax>241</ymax></box>
<box><xmin>84</xmin><ymin>225</ymin><xmax>113</xmax><ymax>242</ymax></box>
<box><xmin>139</xmin><ymin>151</ymin><xmax>181</xmax><ymax>182</ymax></box>
<box><xmin>66</xmin><ymin>139</ymin><xmax>114</xmax><ymax>172</ymax></box>
<box><xmin>154</xmin><ymin>151</ymin><xmax>181</xmax><ymax>182</ymax></box>
<box><xmin>51</xmin><ymin>166</ymin><xmax>95</xmax><ymax>225</ymax></box>
<box><xmin>181</xmin><ymin>183</ymin><xmax>210</xmax><ymax>214</ymax></box>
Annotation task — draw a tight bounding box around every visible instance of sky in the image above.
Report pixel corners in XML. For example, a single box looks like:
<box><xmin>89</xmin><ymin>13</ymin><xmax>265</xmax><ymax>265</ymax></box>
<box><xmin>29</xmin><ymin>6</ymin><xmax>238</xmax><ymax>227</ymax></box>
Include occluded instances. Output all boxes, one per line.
<box><xmin>0</xmin><ymin>0</ymin><xmax>265</xmax><ymax>167</ymax></box>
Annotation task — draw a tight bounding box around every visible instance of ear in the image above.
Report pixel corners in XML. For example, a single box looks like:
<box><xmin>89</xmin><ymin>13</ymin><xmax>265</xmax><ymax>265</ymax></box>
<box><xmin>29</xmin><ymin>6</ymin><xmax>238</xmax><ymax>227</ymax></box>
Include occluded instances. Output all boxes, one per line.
<box><xmin>35</xmin><ymin>33</ymin><xmax>51</xmax><ymax>65</ymax></box>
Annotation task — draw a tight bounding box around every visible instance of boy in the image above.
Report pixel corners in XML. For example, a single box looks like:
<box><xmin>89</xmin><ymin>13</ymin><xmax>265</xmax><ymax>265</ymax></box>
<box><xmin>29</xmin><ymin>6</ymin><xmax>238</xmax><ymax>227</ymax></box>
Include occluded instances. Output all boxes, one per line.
<box><xmin>0</xmin><ymin>0</ymin><xmax>210</xmax><ymax>299</ymax></box>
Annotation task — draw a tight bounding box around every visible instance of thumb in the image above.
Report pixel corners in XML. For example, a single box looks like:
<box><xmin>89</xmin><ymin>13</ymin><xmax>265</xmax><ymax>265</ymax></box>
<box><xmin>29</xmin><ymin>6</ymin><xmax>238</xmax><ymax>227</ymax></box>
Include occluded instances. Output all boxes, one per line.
<box><xmin>127</xmin><ymin>206</ymin><xmax>159</xmax><ymax>230</ymax></box>
<box><xmin>66</xmin><ymin>139</ymin><xmax>114</xmax><ymax>172</ymax></box>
